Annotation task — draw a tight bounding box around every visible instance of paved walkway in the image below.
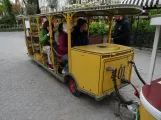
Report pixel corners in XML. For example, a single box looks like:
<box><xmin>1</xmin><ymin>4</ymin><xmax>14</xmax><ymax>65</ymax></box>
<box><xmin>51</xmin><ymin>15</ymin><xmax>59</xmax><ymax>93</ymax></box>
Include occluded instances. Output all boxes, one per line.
<box><xmin>132</xmin><ymin>48</ymin><xmax>161</xmax><ymax>87</ymax></box>
<box><xmin>0</xmin><ymin>32</ymin><xmax>161</xmax><ymax>120</ymax></box>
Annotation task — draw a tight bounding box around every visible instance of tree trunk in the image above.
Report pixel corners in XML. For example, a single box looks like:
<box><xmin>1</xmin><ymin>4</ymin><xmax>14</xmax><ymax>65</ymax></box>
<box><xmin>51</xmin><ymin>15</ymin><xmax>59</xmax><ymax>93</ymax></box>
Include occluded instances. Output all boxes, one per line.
<box><xmin>35</xmin><ymin>0</ymin><xmax>40</xmax><ymax>14</ymax></box>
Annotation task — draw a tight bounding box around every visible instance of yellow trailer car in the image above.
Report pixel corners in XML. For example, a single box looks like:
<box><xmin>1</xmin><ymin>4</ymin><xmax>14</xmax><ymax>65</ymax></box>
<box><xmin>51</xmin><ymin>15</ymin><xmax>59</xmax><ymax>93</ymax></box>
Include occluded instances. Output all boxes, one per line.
<box><xmin>21</xmin><ymin>4</ymin><xmax>143</xmax><ymax>101</ymax></box>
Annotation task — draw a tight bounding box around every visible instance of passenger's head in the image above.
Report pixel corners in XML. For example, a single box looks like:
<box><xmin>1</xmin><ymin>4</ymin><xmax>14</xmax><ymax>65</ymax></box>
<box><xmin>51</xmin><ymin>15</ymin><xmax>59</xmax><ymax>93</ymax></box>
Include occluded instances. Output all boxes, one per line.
<box><xmin>58</xmin><ymin>23</ymin><xmax>63</xmax><ymax>33</ymax></box>
<box><xmin>115</xmin><ymin>15</ymin><xmax>123</xmax><ymax>22</ymax></box>
<box><xmin>77</xmin><ymin>18</ymin><xmax>87</xmax><ymax>32</ymax></box>
<box><xmin>63</xmin><ymin>22</ymin><xmax>74</xmax><ymax>33</ymax></box>
<box><xmin>42</xmin><ymin>21</ymin><xmax>49</xmax><ymax>30</ymax></box>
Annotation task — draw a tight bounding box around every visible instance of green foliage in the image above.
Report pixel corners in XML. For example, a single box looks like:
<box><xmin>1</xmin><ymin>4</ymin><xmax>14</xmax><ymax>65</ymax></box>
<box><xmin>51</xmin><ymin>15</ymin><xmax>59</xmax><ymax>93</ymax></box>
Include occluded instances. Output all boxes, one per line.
<box><xmin>0</xmin><ymin>0</ymin><xmax>5</xmax><ymax>14</ymax></box>
<box><xmin>132</xmin><ymin>9</ymin><xmax>161</xmax><ymax>33</ymax></box>
<box><xmin>0</xmin><ymin>15</ymin><xmax>16</xmax><ymax>24</ymax></box>
<box><xmin>0</xmin><ymin>4</ymin><xmax>4</xmax><ymax>14</ymax></box>
<box><xmin>132</xmin><ymin>20</ymin><xmax>155</xmax><ymax>32</ymax></box>
<box><xmin>149</xmin><ymin>9</ymin><xmax>161</xmax><ymax>18</ymax></box>
<box><xmin>2</xmin><ymin>0</ymin><xmax>13</xmax><ymax>15</ymax></box>
<box><xmin>0</xmin><ymin>0</ymin><xmax>16</xmax><ymax>24</ymax></box>
<box><xmin>89</xmin><ymin>21</ymin><xmax>109</xmax><ymax>36</ymax></box>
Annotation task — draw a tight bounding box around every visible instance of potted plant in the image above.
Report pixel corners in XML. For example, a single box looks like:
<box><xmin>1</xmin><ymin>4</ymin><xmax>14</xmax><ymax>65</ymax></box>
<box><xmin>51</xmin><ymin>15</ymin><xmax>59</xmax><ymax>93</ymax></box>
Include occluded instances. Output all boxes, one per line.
<box><xmin>89</xmin><ymin>21</ymin><xmax>108</xmax><ymax>44</ymax></box>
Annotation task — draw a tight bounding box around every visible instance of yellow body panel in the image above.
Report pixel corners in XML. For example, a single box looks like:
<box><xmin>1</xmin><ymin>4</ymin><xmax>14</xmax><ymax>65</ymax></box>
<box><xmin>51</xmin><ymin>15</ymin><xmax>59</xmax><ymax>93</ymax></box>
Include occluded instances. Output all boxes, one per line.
<box><xmin>71</xmin><ymin>44</ymin><xmax>134</xmax><ymax>97</ymax></box>
<box><xmin>34</xmin><ymin>53</ymin><xmax>42</xmax><ymax>61</ymax></box>
<box><xmin>26</xmin><ymin>40</ymin><xmax>33</xmax><ymax>55</ymax></box>
<box><xmin>139</xmin><ymin>103</ymin><xmax>156</xmax><ymax>120</ymax></box>
<box><xmin>28</xmin><ymin>48</ymin><xmax>33</xmax><ymax>55</ymax></box>
<box><xmin>73</xmin><ymin>43</ymin><xmax>132</xmax><ymax>54</ymax></box>
<box><xmin>102</xmin><ymin>55</ymin><xmax>133</xmax><ymax>93</ymax></box>
<box><xmin>71</xmin><ymin>50</ymin><xmax>101</xmax><ymax>95</ymax></box>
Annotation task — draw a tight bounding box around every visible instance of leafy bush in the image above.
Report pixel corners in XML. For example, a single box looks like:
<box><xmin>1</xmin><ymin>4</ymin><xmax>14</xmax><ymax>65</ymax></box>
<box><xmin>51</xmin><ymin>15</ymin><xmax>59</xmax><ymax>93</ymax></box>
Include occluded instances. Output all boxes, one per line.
<box><xmin>132</xmin><ymin>9</ymin><xmax>161</xmax><ymax>33</ymax></box>
<box><xmin>0</xmin><ymin>15</ymin><xmax>16</xmax><ymax>24</ymax></box>
<box><xmin>89</xmin><ymin>21</ymin><xmax>110</xmax><ymax>36</ymax></box>
<box><xmin>132</xmin><ymin>20</ymin><xmax>155</xmax><ymax>33</ymax></box>
<box><xmin>149</xmin><ymin>9</ymin><xmax>161</xmax><ymax>18</ymax></box>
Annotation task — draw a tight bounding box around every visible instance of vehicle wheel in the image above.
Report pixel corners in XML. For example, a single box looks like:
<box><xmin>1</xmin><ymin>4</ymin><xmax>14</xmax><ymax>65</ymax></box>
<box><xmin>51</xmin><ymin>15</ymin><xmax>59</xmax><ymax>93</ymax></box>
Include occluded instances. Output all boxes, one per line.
<box><xmin>68</xmin><ymin>78</ymin><xmax>80</xmax><ymax>97</ymax></box>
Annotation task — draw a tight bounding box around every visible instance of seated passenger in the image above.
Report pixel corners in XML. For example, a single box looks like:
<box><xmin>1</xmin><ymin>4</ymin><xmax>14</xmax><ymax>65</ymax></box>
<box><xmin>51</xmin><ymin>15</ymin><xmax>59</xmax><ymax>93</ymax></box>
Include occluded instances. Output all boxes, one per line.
<box><xmin>39</xmin><ymin>21</ymin><xmax>53</xmax><ymax>70</ymax></box>
<box><xmin>57</xmin><ymin>23</ymin><xmax>68</xmax><ymax>58</ymax></box>
<box><xmin>57</xmin><ymin>22</ymin><xmax>74</xmax><ymax>73</ymax></box>
<box><xmin>72</xmin><ymin>18</ymin><xmax>89</xmax><ymax>47</ymax></box>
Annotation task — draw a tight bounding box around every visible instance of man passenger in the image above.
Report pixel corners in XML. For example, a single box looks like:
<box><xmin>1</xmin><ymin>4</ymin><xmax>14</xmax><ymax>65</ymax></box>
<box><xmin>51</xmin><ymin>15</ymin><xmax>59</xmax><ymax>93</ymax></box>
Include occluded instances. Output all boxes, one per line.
<box><xmin>72</xmin><ymin>18</ymin><xmax>89</xmax><ymax>47</ymax></box>
<box><xmin>113</xmin><ymin>15</ymin><xmax>131</xmax><ymax>46</ymax></box>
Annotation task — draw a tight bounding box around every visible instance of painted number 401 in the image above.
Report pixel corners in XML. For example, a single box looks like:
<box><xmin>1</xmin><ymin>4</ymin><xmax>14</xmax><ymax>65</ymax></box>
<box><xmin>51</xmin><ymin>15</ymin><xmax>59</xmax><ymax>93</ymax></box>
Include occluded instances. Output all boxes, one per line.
<box><xmin>111</xmin><ymin>66</ymin><xmax>126</xmax><ymax>79</ymax></box>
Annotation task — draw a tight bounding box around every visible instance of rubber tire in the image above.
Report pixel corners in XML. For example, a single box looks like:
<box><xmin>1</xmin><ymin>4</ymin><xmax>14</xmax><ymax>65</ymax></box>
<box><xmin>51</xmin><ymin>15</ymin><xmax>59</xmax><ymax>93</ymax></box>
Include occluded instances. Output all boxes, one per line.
<box><xmin>68</xmin><ymin>78</ymin><xmax>81</xmax><ymax>97</ymax></box>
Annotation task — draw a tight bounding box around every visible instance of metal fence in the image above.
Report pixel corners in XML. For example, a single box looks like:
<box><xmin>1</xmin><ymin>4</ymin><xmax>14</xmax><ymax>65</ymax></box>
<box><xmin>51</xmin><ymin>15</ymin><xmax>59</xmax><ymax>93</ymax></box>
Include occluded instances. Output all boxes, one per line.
<box><xmin>131</xmin><ymin>32</ymin><xmax>161</xmax><ymax>50</ymax></box>
<box><xmin>0</xmin><ymin>24</ymin><xmax>24</xmax><ymax>31</ymax></box>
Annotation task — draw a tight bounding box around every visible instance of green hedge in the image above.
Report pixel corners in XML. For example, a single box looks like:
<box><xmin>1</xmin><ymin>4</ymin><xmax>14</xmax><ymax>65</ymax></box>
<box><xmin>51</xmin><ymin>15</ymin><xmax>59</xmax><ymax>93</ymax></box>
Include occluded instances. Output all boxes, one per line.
<box><xmin>0</xmin><ymin>15</ymin><xmax>16</xmax><ymax>25</ymax></box>
<box><xmin>132</xmin><ymin>20</ymin><xmax>155</xmax><ymax>33</ymax></box>
<box><xmin>89</xmin><ymin>21</ymin><xmax>112</xmax><ymax>36</ymax></box>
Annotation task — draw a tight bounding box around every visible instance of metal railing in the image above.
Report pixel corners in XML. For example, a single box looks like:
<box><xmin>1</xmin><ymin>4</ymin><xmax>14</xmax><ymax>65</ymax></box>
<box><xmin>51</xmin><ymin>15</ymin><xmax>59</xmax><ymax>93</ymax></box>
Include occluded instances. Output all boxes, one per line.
<box><xmin>0</xmin><ymin>24</ymin><xmax>24</xmax><ymax>31</ymax></box>
<box><xmin>131</xmin><ymin>32</ymin><xmax>161</xmax><ymax>50</ymax></box>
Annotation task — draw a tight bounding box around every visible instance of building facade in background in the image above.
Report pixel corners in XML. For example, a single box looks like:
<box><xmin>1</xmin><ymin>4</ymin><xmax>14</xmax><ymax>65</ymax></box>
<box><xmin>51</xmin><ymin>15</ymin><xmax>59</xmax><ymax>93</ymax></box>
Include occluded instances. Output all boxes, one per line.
<box><xmin>38</xmin><ymin>0</ymin><xmax>72</xmax><ymax>13</ymax></box>
<box><xmin>38</xmin><ymin>0</ymin><xmax>122</xmax><ymax>14</ymax></box>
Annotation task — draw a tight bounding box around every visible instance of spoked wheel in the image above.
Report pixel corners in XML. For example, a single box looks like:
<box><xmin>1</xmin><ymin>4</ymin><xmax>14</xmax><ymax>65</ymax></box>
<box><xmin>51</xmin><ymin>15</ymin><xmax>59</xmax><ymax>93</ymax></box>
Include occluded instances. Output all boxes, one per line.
<box><xmin>69</xmin><ymin>78</ymin><xmax>80</xmax><ymax>97</ymax></box>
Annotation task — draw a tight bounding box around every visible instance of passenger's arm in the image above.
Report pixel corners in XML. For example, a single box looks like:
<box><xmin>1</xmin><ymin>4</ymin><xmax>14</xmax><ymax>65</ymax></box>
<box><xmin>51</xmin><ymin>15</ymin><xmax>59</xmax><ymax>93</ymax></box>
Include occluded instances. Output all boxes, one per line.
<box><xmin>39</xmin><ymin>30</ymin><xmax>49</xmax><ymax>45</ymax></box>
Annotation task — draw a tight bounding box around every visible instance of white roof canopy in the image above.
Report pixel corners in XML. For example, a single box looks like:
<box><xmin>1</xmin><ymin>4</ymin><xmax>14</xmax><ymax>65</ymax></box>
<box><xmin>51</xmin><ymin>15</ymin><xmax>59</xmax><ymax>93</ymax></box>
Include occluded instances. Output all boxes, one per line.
<box><xmin>121</xmin><ymin>0</ymin><xmax>161</xmax><ymax>9</ymax></box>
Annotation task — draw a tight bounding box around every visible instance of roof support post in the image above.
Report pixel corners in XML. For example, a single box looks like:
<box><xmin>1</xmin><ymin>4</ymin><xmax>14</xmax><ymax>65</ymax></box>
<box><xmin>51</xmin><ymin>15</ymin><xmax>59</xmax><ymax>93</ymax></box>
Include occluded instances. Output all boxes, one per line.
<box><xmin>63</xmin><ymin>13</ymin><xmax>74</xmax><ymax>73</ymax></box>
<box><xmin>107</xmin><ymin>16</ymin><xmax>113</xmax><ymax>43</ymax></box>
<box><xmin>47</xmin><ymin>15</ymin><xmax>57</xmax><ymax>72</ymax></box>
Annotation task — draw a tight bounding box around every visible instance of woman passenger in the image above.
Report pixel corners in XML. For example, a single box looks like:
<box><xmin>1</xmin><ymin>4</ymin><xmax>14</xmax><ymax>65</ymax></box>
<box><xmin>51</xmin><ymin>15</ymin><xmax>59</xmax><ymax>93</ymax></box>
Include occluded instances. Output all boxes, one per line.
<box><xmin>57</xmin><ymin>22</ymin><xmax>74</xmax><ymax>73</ymax></box>
<box><xmin>57</xmin><ymin>23</ymin><xmax>68</xmax><ymax>58</ymax></box>
<box><xmin>39</xmin><ymin>21</ymin><xmax>53</xmax><ymax>70</ymax></box>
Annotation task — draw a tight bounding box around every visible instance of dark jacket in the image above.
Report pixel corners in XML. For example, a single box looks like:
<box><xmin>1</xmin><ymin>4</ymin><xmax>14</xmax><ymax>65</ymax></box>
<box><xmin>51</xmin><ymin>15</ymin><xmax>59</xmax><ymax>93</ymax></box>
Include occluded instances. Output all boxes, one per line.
<box><xmin>113</xmin><ymin>17</ymin><xmax>131</xmax><ymax>46</ymax></box>
<box><xmin>72</xmin><ymin>26</ymin><xmax>89</xmax><ymax>47</ymax></box>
